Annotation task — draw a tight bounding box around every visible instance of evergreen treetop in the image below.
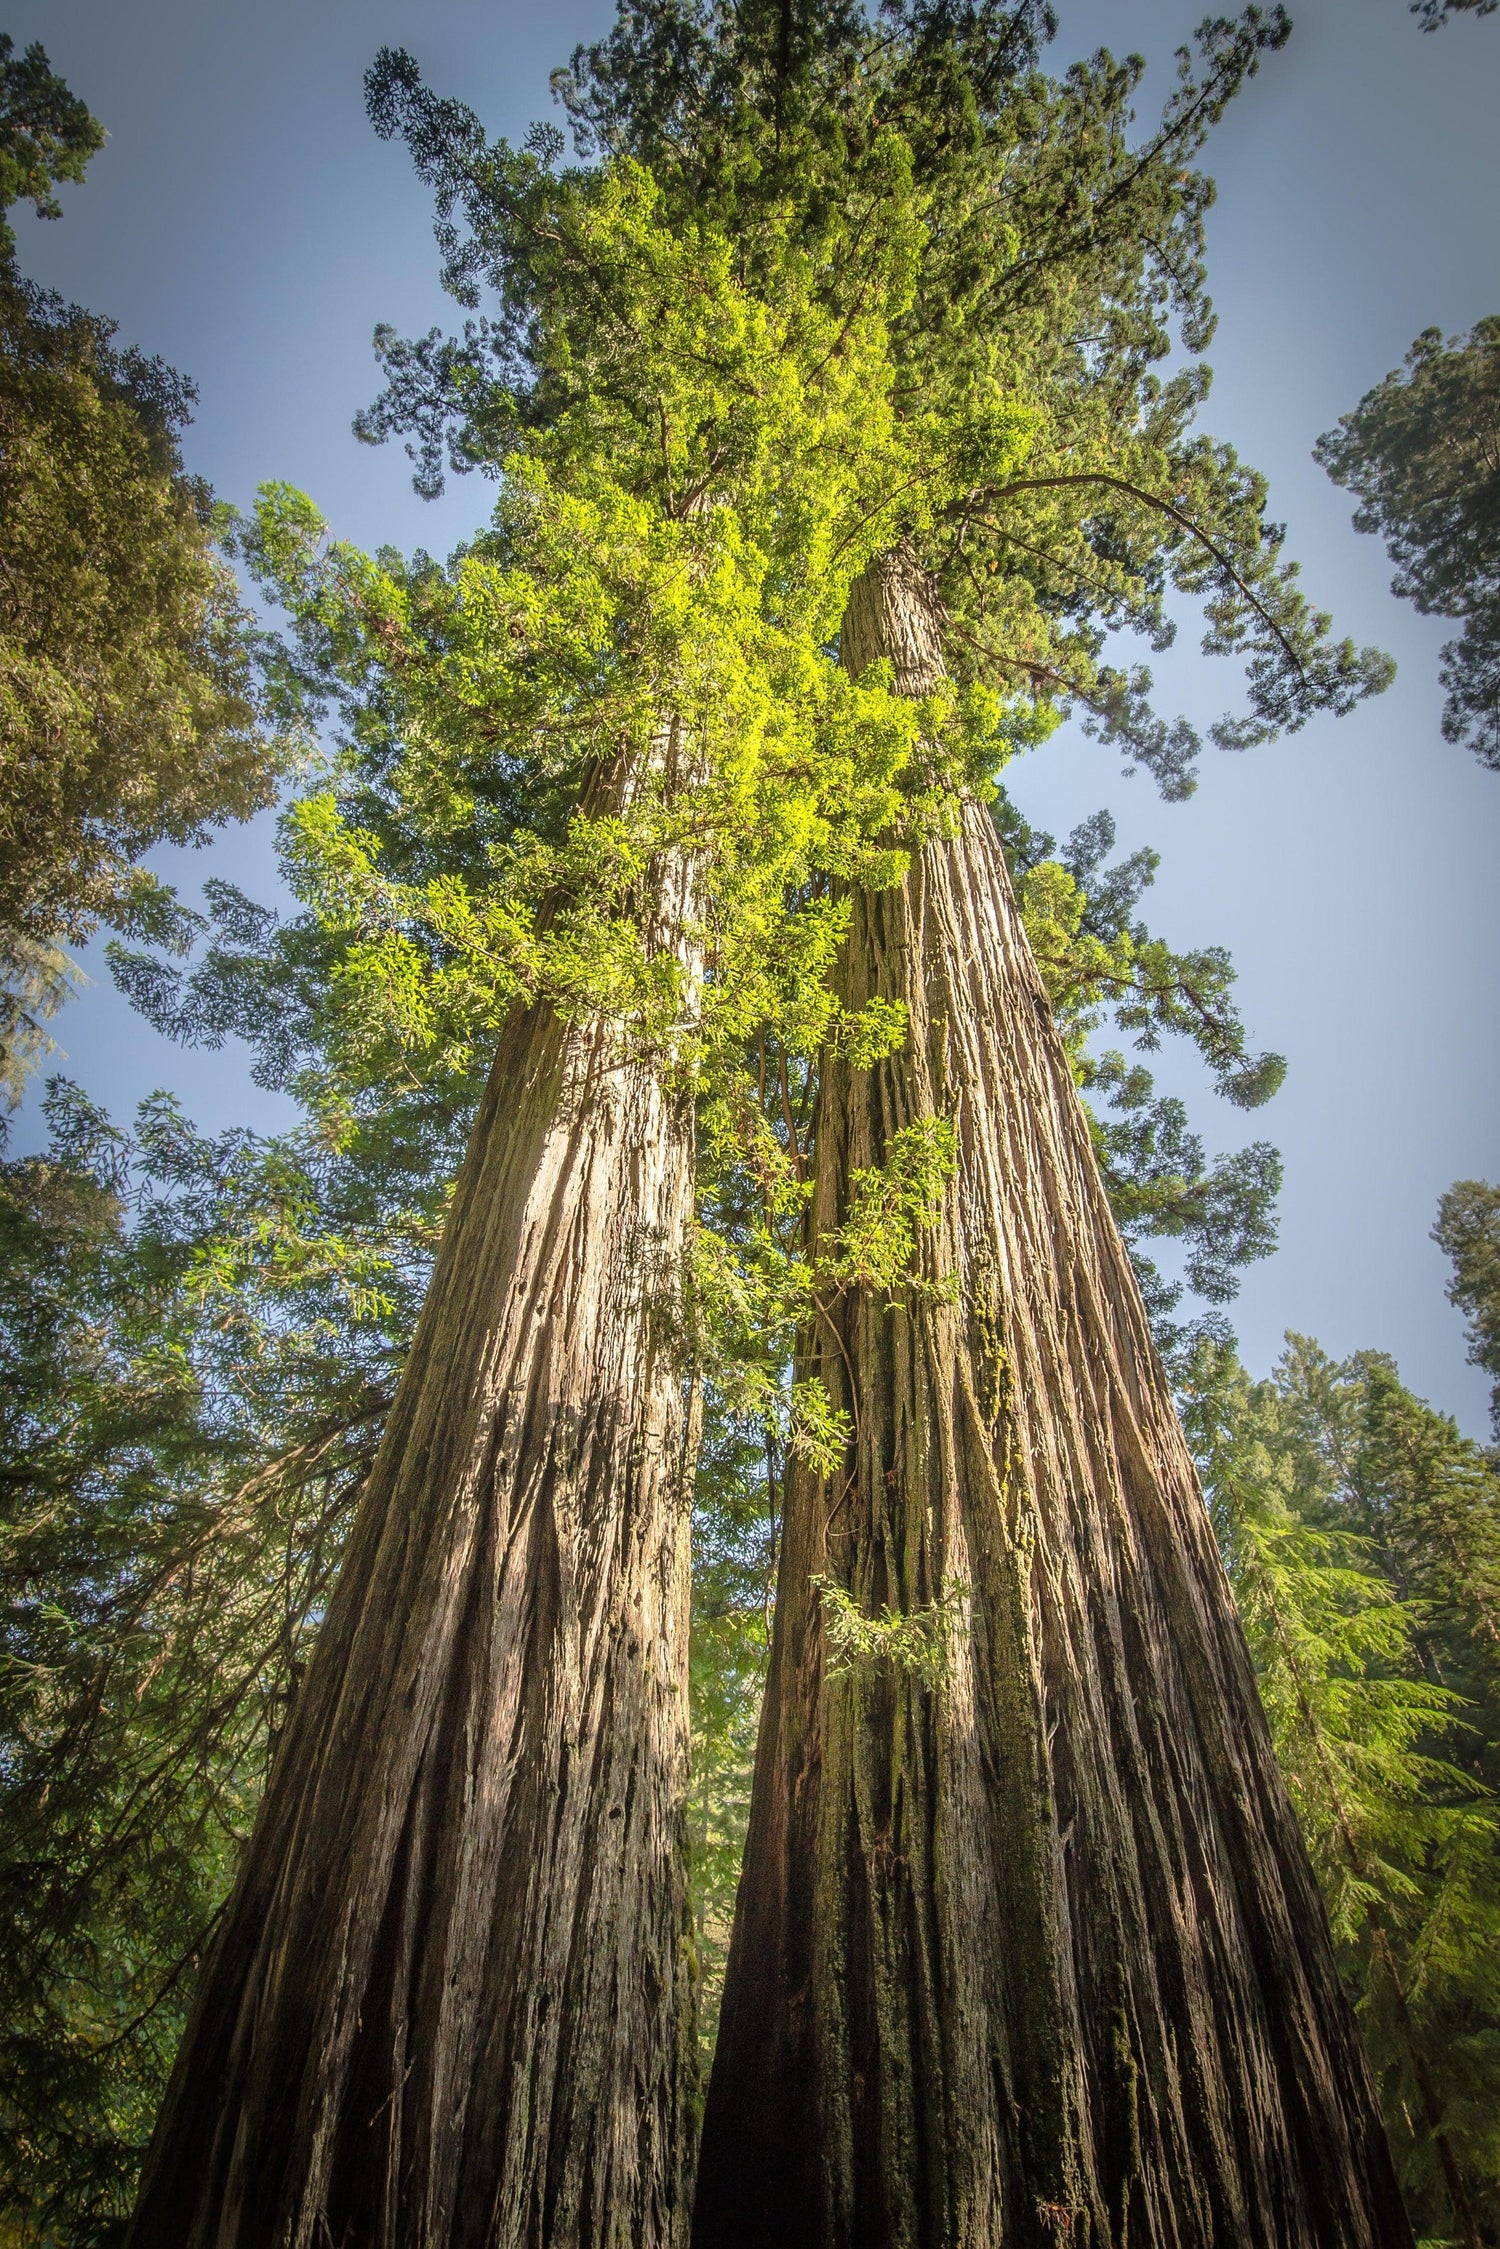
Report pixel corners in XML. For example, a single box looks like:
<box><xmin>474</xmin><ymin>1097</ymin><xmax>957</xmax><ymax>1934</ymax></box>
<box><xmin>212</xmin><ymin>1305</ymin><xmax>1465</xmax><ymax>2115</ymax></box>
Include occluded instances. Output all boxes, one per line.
<box><xmin>1434</xmin><ymin>1180</ymin><xmax>1500</xmax><ymax>1440</ymax></box>
<box><xmin>1184</xmin><ymin>1332</ymin><xmax>1500</xmax><ymax>2243</ymax></box>
<box><xmin>0</xmin><ymin>41</ymin><xmax>289</xmax><ymax>1107</ymax></box>
<box><xmin>375</xmin><ymin>5</ymin><xmax>1392</xmax><ymax>795</ymax></box>
<box><xmin>1317</xmin><ymin>317</ymin><xmax>1500</xmax><ymax>771</ymax></box>
<box><xmin>0</xmin><ymin>34</ymin><xmax>103</xmax><ymax>260</ymax></box>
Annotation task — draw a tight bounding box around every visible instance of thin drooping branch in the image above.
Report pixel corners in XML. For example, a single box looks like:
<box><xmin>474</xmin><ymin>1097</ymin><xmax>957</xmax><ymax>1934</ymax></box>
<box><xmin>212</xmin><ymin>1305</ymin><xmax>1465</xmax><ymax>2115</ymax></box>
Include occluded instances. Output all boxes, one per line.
<box><xmin>977</xmin><ymin>474</ymin><xmax>1306</xmax><ymax>674</ymax></box>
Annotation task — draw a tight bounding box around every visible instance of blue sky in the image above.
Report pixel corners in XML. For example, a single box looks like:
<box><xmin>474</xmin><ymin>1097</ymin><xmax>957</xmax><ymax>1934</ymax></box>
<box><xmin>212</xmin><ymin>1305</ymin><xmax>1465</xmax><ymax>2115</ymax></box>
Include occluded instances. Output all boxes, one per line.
<box><xmin>7</xmin><ymin>0</ymin><xmax>1500</xmax><ymax>1429</ymax></box>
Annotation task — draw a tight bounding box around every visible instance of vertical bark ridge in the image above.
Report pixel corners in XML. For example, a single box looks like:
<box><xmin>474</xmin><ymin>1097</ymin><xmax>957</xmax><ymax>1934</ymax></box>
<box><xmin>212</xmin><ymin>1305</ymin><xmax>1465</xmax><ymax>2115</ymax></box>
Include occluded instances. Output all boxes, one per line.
<box><xmin>129</xmin><ymin>787</ymin><xmax>703</xmax><ymax>2249</ymax></box>
<box><xmin>693</xmin><ymin>551</ymin><xmax>1412</xmax><ymax>2249</ymax></box>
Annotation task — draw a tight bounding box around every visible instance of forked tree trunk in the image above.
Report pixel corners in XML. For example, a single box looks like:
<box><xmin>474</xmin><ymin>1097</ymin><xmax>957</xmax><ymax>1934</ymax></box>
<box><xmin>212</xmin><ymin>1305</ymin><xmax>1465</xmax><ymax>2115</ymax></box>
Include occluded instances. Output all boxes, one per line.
<box><xmin>692</xmin><ymin>550</ymin><xmax>1412</xmax><ymax>2249</ymax></box>
<box><xmin>129</xmin><ymin>761</ymin><xmax>701</xmax><ymax>2249</ymax></box>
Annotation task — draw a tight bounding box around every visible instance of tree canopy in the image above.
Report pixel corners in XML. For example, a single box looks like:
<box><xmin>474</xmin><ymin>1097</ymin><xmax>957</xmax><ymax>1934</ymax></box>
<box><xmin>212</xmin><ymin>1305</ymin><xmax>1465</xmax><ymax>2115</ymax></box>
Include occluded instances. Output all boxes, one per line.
<box><xmin>0</xmin><ymin>43</ymin><xmax>286</xmax><ymax>1107</ymax></box>
<box><xmin>0</xmin><ymin>35</ymin><xmax>102</xmax><ymax>262</ymax></box>
<box><xmin>1410</xmin><ymin>0</ymin><xmax>1496</xmax><ymax>30</ymax></box>
<box><xmin>321</xmin><ymin>3</ymin><xmax>1392</xmax><ymax>1371</ymax></box>
<box><xmin>1434</xmin><ymin>1179</ymin><xmax>1500</xmax><ymax>1439</ymax></box>
<box><xmin>1184</xmin><ymin>1327</ymin><xmax>1500</xmax><ymax>2243</ymax></box>
<box><xmin>1317</xmin><ymin>317</ymin><xmax>1500</xmax><ymax>772</ymax></box>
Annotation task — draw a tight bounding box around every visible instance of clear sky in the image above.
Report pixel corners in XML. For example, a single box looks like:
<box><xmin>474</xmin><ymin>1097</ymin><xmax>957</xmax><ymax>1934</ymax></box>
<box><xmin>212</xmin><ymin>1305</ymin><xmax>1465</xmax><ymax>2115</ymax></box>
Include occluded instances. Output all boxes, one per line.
<box><xmin>7</xmin><ymin>0</ymin><xmax>1499</xmax><ymax>1430</ymax></box>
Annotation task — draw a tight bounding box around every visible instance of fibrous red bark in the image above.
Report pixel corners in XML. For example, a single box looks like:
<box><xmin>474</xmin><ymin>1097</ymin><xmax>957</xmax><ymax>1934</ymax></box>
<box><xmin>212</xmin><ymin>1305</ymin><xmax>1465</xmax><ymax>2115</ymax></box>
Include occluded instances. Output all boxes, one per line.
<box><xmin>129</xmin><ymin>773</ymin><xmax>701</xmax><ymax>2249</ymax></box>
<box><xmin>692</xmin><ymin>549</ymin><xmax>1412</xmax><ymax>2249</ymax></box>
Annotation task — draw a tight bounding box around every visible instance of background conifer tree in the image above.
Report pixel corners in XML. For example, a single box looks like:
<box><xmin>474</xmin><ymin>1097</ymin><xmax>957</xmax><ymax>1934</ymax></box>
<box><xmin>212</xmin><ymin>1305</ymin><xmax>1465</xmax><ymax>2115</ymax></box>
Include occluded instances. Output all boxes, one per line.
<box><xmin>1317</xmin><ymin>317</ymin><xmax>1500</xmax><ymax>771</ymax></box>
<box><xmin>1434</xmin><ymin>1180</ymin><xmax>1500</xmax><ymax>1439</ymax></box>
<box><xmin>1183</xmin><ymin>1333</ymin><xmax>1500</xmax><ymax>2246</ymax></box>
<box><xmin>0</xmin><ymin>1079</ymin><xmax>421</xmax><ymax>2240</ymax></box>
<box><xmin>0</xmin><ymin>40</ymin><xmax>285</xmax><ymax>1104</ymax></box>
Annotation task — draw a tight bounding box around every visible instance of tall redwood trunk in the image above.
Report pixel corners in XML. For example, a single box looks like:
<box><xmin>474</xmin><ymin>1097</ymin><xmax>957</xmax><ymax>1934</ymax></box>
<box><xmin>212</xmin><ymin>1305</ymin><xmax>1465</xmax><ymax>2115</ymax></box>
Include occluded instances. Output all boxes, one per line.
<box><xmin>129</xmin><ymin>765</ymin><xmax>700</xmax><ymax>2249</ymax></box>
<box><xmin>692</xmin><ymin>550</ymin><xmax>1412</xmax><ymax>2249</ymax></box>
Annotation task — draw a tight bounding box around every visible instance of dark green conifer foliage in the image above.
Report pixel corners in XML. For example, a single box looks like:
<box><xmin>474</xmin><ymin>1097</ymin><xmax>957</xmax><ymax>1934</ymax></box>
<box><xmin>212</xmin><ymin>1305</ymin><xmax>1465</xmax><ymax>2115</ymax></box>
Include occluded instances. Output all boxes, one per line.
<box><xmin>0</xmin><ymin>43</ymin><xmax>283</xmax><ymax>1106</ymax></box>
<box><xmin>1411</xmin><ymin>0</ymin><xmax>1496</xmax><ymax>29</ymax></box>
<box><xmin>1317</xmin><ymin>319</ymin><xmax>1500</xmax><ymax>770</ymax></box>
<box><xmin>0</xmin><ymin>1070</ymin><xmax>442</xmax><ymax>2242</ymax></box>
<box><xmin>1435</xmin><ymin>1180</ymin><xmax>1500</xmax><ymax>1439</ymax></box>
<box><xmin>1184</xmin><ymin>1335</ymin><xmax>1500</xmax><ymax>2247</ymax></box>
<box><xmin>1344</xmin><ymin>1350</ymin><xmax>1500</xmax><ymax>1813</ymax></box>
<box><xmin>0</xmin><ymin>34</ymin><xmax>102</xmax><ymax>261</ymax></box>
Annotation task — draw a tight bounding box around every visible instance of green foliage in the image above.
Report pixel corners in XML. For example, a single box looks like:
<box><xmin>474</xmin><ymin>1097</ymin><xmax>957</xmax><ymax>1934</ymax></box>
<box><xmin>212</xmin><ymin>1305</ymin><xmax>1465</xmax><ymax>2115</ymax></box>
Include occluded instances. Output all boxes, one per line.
<box><xmin>814</xmin><ymin>1573</ymin><xmax>967</xmax><ymax>1691</ymax></box>
<box><xmin>540</xmin><ymin>3</ymin><xmax>1393</xmax><ymax>789</ymax></box>
<box><xmin>1344</xmin><ymin>1355</ymin><xmax>1500</xmax><ymax>1799</ymax></box>
<box><xmin>1009</xmin><ymin>809</ymin><xmax>1284</xmax><ymax>1109</ymax></box>
<box><xmin>181</xmin><ymin>2</ymin><xmax>1379</xmax><ymax>1411</ymax></box>
<box><xmin>1190</xmin><ymin>1347</ymin><xmax>1464</xmax><ymax>1941</ymax></box>
<box><xmin>1434</xmin><ymin>1180</ymin><xmax>1500</xmax><ymax>1441</ymax></box>
<box><xmin>0</xmin><ymin>278</ymin><xmax>281</xmax><ymax>938</ymax></box>
<box><xmin>0</xmin><ymin>44</ymin><xmax>287</xmax><ymax>1108</ymax></box>
<box><xmin>507</xmin><ymin>0</ymin><xmax>1380</xmax><ymax>1365</ymax></box>
<box><xmin>234</xmin><ymin>136</ymin><xmax>1035</xmax><ymax>1139</ymax></box>
<box><xmin>0</xmin><ymin>1081</ymin><xmax>438</xmax><ymax>2242</ymax></box>
<box><xmin>1411</xmin><ymin>0</ymin><xmax>1496</xmax><ymax>27</ymax></box>
<box><xmin>999</xmin><ymin>799</ymin><xmax>1284</xmax><ymax>1341</ymax></box>
<box><xmin>1317</xmin><ymin>318</ymin><xmax>1500</xmax><ymax>769</ymax></box>
<box><xmin>824</xmin><ymin>1115</ymin><xmax>956</xmax><ymax>1301</ymax></box>
<box><xmin>0</xmin><ymin>938</ymin><xmax>81</xmax><ymax>1116</ymax></box>
<box><xmin>192</xmin><ymin>113</ymin><xmax>1036</xmax><ymax>1626</ymax></box>
<box><xmin>0</xmin><ymin>35</ymin><xmax>103</xmax><ymax>261</ymax></box>
<box><xmin>1183</xmin><ymin>1333</ymin><xmax>1500</xmax><ymax>2244</ymax></box>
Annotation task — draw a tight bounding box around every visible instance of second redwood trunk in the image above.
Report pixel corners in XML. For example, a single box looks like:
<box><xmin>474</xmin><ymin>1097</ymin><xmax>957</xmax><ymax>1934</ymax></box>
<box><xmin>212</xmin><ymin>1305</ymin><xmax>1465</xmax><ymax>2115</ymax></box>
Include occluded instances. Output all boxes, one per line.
<box><xmin>693</xmin><ymin>551</ymin><xmax>1411</xmax><ymax>2249</ymax></box>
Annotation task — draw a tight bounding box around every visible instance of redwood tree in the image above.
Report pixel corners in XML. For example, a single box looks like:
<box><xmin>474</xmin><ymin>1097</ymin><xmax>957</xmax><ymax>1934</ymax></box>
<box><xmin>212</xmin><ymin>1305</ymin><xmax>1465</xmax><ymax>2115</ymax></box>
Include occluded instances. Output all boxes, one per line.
<box><xmin>126</xmin><ymin>787</ymin><xmax>705</xmax><ymax>2249</ymax></box>
<box><xmin>693</xmin><ymin>546</ymin><xmax>1409</xmax><ymax>2249</ymax></box>
<box><xmin>549</xmin><ymin>5</ymin><xmax>1412</xmax><ymax>2241</ymax></box>
<box><xmin>127</xmin><ymin>95</ymin><xmax>951</xmax><ymax>2248</ymax></box>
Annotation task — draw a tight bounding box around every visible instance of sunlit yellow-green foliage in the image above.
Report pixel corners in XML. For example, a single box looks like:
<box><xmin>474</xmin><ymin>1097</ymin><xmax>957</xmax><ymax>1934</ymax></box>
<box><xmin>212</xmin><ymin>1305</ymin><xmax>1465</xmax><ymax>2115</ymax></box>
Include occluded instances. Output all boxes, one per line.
<box><xmin>825</xmin><ymin>1113</ymin><xmax>956</xmax><ymax>1298</ymax></box>
<box><xmin>242</xmin><ymin>158</ymin><xmax>1056</xmax><ymax>1669</ymax></box>
<box><xmin>1016</xmin><ymin>857</ymin><xmax>1136</xmax><ymax>1079</ymax></box>
<box><xmin>255</xmin><ymin>154</ymin><xmax>1035</xmax><ymax>1134</ymax></box>
<box><xmin>251</xmin><ymin>151</ymin><xmax>1035</xmax><ymax>1460</ymax></box>
<box><xmin>814</xmin><ymin>1572</ymin><xmax>966</xmax><ymax>1691</ymax></box>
